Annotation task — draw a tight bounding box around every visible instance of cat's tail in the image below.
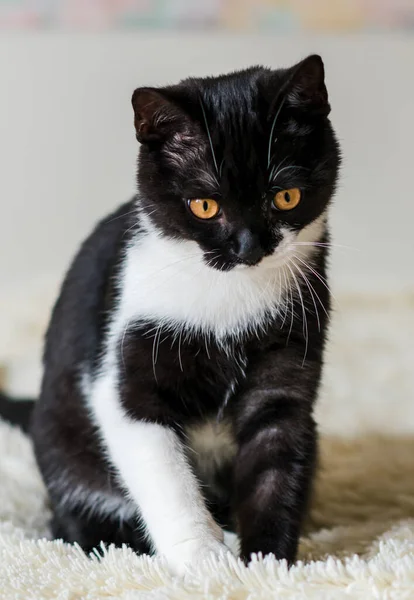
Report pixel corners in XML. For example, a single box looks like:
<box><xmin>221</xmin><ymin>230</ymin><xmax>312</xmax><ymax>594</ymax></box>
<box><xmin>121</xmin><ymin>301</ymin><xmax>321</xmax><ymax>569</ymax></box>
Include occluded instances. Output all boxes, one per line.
<box><xmin>0</xmin><ymin>392</ymin><xmax>35</xmax><ymax>433</ymax></box>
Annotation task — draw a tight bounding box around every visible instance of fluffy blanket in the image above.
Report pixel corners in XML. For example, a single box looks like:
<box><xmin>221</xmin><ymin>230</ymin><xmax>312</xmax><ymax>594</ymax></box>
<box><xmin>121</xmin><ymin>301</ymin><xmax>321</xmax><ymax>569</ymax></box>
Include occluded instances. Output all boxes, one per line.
<box><xmin>1</xmin><ymin>289</ymin><xmax>413</xmax><ymax>599</ymax></box>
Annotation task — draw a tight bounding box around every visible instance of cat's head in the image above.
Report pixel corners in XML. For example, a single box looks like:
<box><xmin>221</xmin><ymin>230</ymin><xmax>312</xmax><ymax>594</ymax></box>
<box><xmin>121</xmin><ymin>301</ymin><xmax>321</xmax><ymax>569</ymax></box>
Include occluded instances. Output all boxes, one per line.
<box><xmin>132</xmin><ymin>55</ymin><xmax>340</xmax><ymax>271</ymax></box>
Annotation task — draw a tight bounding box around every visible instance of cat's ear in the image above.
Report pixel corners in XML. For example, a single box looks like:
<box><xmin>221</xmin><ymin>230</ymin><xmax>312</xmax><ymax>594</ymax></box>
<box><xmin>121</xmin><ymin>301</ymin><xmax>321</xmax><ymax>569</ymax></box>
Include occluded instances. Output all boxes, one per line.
<box><xmin>131</xmin><ymin>88</ymin><xmax>186</xmax><ymax>144</ymax></box>
<box><xmin>284</xmin><ymin>54</ymin><xmax>330</xmax><ymax>116</ymax></box>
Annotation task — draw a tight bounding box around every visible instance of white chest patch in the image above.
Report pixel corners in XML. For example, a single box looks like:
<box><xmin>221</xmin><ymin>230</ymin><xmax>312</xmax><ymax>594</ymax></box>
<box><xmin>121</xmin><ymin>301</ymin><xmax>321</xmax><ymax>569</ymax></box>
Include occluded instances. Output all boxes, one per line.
<box><xmin>116</xmin><ymin>211</ymin><xmax>327</xmax><ymax>340</ymax></box>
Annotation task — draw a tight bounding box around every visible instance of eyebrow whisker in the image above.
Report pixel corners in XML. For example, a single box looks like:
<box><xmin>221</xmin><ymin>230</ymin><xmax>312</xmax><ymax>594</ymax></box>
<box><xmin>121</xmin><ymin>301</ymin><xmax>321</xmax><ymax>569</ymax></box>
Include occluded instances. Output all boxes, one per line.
<box><xmin>219</xmin><ymin>158</ymin><xmax>225</xmax><ymax>177</ymax></box>
<box><xmin>271</xmin><ymin>164</ymin><xmax>311</xmax><ymax>183</ymax></box>
<box><xmin>199</xmin><ymin>97</ymin><xmax>219</xmax><ymax>175</ymax></box>
<box><xmin>267</xmin><ymin>96</ymin><xmax>286</xmax><ymax>168</ymax></box>
<box><xmin>269</xmin><ymin>156</ymin><xmax>288</xmax><ymax>182</ymax></box>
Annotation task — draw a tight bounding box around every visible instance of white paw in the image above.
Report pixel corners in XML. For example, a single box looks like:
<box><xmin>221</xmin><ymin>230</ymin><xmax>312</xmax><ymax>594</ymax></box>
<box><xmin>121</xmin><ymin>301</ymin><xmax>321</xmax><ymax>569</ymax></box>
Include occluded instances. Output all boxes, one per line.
<box><xmin>166</xmin><ymin>537</ymin><xmax>232</xmax><ymax>575</ymax></box>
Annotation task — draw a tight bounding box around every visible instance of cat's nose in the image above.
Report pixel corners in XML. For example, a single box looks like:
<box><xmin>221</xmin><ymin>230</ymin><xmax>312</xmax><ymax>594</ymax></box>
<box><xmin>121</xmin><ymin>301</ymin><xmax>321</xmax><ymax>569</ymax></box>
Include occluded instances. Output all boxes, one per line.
<box><xmin>231</xmin><ymin>229</ymin><xmax>264</xmax><ymax>265</ymax></box>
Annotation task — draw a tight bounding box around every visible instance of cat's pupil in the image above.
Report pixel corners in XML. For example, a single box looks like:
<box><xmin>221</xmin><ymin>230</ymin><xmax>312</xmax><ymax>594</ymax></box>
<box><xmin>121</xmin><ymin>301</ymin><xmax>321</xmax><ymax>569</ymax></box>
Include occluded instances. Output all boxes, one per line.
<box><xmin>203</xmin><ymin>200</ymin><xmax>209</xmax><ymax>211</ymax></box>
<box><xmin>284</xmin><ymin>192</ymin><xmax>291</xmax><ymax>203</ymax></box>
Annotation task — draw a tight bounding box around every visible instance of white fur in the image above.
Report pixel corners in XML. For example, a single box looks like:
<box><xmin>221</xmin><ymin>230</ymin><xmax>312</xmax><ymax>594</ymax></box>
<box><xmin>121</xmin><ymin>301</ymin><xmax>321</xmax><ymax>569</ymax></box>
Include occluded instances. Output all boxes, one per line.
<box><xmin>3</xmin><ymin>289</ymin><xmax>414</xmax><ymax>596</ymax></box>
<box><xmin>118</xmin><ymin>210</ymin><xmax>327</xmax><ymax>341</ymax></box>
<box><xmin>88</xmin><ymin>372</ymin><xmax>228</xmax><ymax>574</ymax></box>
<box><xmin>86</xmin><ymin>208</ymin><xmax>327</xmax><ymax>573</ymax></box>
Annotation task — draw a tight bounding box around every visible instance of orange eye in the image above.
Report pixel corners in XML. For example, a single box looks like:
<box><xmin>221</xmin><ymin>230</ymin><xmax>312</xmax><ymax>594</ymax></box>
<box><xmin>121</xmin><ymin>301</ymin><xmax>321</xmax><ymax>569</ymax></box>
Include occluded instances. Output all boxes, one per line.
<box><xmin>188</xmin><ymin>198</ymin><xmax>220</xmax><ymax>220</ymax></box>
<box><xmin>273</xmin><ymin>188</ymin><xmax>301</xmax><ymax>211</ymax></box>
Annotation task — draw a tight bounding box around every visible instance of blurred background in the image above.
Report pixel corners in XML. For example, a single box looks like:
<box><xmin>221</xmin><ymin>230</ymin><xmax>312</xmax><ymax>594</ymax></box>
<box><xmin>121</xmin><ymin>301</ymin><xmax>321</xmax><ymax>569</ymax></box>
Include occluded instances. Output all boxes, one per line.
<box><xmin>0</xmin><ymin>1</ymin><xmax>413</xmax><ymax>430</ymax></box>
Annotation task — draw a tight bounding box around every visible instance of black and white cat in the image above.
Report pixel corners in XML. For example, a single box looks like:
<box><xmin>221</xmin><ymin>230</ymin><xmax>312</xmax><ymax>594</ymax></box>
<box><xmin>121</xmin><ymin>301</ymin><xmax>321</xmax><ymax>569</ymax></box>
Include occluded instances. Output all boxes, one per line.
<box><xmin>27</xmin><ymin>55</ymin><xmax>339</xmax><ymax>574</ymax></box>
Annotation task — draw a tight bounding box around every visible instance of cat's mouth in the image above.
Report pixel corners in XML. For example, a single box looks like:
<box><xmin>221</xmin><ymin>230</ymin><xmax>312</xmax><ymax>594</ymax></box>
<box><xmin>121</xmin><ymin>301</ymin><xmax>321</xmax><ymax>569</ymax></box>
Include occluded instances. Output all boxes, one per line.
<box><xmin>205</xmin><ymin>252</ymin><xmax>274</xmax><ymax>272</ymax></box>
<box><xmin>233</xmin><ymin>255</ymin><xmax>264</xmax><ymax>269</ymax></box>
<box><xmin>233</xmin><ymin>255</ymin><xmax>269</xmax><ymax>270</ymax></box>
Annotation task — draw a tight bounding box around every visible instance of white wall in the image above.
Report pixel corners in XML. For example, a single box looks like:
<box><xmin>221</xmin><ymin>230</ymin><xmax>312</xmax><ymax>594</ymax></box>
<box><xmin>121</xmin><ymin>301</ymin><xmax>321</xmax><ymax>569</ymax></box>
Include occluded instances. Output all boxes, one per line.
<box><xmin>0</xmin><ymin>32</ymin><xmax>413</xmax><ymax>294</ymax></box>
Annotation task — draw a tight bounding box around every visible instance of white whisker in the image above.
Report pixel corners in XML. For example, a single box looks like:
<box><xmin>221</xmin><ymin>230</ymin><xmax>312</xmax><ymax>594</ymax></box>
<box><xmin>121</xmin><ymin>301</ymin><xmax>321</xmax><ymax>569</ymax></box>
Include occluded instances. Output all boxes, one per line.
<box><xmin>219</xmin><ymin>158</ymin><xmax>225</xmax><ymax>177</ymax></box>
<box><xmin>178</xmin><ymin>329</ymin><xmax>183</xmax><ymax>373</ymax></box>
<box><xmin>286</xmin><ymin>261</ymin><xmax>308</xmax><ymax>365</ymax></box>
<box><xmin>294</xmin><ymin>241</ymin><xmax>356</xmax><ymax>251</ymax></box>
<box><xmin>267</xmin><ymin>96</ymin><xmax>286</xmax><ymax>167</ymax></box>
<box><xmin>204</xmin><ymin>336</ymin><xmax>211</xmax><ymax>360</ymax></box>
<box><xmin>269</xmin><ymin>156</ymin><xmax>287</xmax><ymax>183</ymax></box>
<box><xmin>122</xmin><ymin>222</ymin><xmax>139</xmax><ymax>239</ymax></box>
<box><xmin>287</xmin><ymin>269</ymin><xmax>295</xmax><ymax>344</ymax></box>
<box><xmin>293</xmin><ymin>254</ymin><xmax>339</xmax><ymax>308</ymax></box>
<box><xmin>142</xmin><ymin>208</ymin><xmax>160</xmax><ymax>218</ymax></box>
<box><xmin>120</xmin><ymin>320</ymin><xmax>130</xmax><ymax>372</ymax></box>
<box><xmin>290</xmin><ymin>258</ymin><xmax>321</xmax><ymax>332</ymax></box>
<box><xmin>279</xmin><ymin>266</ymin><xmax>289</xmax><ymax>328</ymax></box>
<box><xmin>199</xmin><ymin>97</ymin><xmax>219</xmax><ymax>175</ymax></box>
<box><xmin>107</xmin><ymin>209</ymin><xmax>139</xmax><ymax>224</ymax></box>
<box><xmin>152</xmin><ymin>325</ymin><xmax>162</xmax><ymax>383</ymax></box>
<box><xmin>272</xmin><ymin>164</ymin><xmax>309</xmax><ymax>182</ymax></box>
<box><xmin>292</xmin><ymin>255</ymin><xmax>329</xmax><ymax>320</ymax></box>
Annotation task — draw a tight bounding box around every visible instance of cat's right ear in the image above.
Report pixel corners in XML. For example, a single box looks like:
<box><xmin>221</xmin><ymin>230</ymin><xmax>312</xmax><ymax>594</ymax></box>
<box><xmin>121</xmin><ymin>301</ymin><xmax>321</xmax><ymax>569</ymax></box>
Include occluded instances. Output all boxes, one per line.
<box><xmin>131</xmin><ymin>88</ymin><xmax>183</xmax><ymax>144</ymax></box>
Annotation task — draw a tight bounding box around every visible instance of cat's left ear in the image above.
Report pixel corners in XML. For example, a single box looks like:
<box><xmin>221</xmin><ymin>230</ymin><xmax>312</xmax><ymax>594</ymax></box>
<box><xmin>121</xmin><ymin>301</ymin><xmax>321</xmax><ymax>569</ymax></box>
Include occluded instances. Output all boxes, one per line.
<box><xmin>131</xmin><ymin>88</ymin><xmax>187</xmax><ymax>144</ymax></box>
<box><xmin>284</xmin><ymin>54</ymin><xmax>330</xmax><ymax>117</ymax></box>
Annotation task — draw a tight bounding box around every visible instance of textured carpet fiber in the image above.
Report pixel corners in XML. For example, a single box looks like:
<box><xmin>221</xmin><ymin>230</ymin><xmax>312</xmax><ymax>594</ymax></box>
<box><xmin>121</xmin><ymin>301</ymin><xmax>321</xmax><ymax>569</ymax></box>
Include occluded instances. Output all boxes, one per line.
<box><xmin>1</xmin><ymin>291</ymin><xmax>414</xmax><ymax>599</ymax></box>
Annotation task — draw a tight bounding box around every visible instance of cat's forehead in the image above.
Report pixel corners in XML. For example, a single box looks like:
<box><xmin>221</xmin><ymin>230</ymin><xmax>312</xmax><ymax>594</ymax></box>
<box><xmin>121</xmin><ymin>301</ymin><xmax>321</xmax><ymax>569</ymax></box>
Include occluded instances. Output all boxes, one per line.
<box><xmin>184</xmin><ymin>70</ymin><xmax>291</xmax><ymax>161</ymax></box>
<box><xmin>180</xmin><ymin>77</ymin><xmax>283</xmax><ymax>192</ymax></box>
<box><xmin>153</xmin><ymin>61</ymin><xmax>335</xmax><ymax>195</ymax></box>
<box><xmin>201</xmin><ymin>73</ymin><xmax>262</xmax><ymax>108</ymax></box>
<box><xmin>196</xmin><ymin>71</ymin><xmax>269</xmax><ymax>131</ymax></box>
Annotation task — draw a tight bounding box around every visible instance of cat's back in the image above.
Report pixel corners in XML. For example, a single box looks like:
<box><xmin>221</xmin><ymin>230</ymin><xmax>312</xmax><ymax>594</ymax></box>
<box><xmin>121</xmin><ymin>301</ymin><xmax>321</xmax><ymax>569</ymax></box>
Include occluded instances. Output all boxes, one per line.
<box><xmin>33</xmin><ymin>200</ymin><xmax>139</xmax><ymax>503</ymax></box>
<box><xmin>42</xmin><ymin>199</ymin><xmax>136</xmax><ymax>376</ymax></box>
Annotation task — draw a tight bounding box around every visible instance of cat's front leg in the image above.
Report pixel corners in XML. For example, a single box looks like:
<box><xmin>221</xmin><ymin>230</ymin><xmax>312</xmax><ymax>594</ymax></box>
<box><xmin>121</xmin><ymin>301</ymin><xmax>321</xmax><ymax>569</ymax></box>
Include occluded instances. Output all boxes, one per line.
<box><xmin>233</xmin><ymin>344</ymin><xmax>319</xmax><ymax>564</ymax></box>
<box><xmin>90</xmin><ymin>371</ymin><xmax>228</xmax><ymax>574</ymax></box>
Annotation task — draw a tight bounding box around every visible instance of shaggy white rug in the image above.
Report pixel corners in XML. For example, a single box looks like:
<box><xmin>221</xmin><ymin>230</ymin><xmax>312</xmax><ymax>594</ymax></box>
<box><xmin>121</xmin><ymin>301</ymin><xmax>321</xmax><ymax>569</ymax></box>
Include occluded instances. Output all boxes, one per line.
<box><xmin>1</xmin><ymin>286</ymin><xmax>414</xmax><ymax>599</ymax></box>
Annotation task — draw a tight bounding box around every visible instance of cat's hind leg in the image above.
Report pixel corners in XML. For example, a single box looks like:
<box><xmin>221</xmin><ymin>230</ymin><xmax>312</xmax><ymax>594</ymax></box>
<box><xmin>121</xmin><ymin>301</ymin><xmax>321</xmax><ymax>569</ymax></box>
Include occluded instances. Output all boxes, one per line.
<box><xmin>50</xmin><ymin>503</ymin><xmax>151</xmax><ymax>555</ymax></box>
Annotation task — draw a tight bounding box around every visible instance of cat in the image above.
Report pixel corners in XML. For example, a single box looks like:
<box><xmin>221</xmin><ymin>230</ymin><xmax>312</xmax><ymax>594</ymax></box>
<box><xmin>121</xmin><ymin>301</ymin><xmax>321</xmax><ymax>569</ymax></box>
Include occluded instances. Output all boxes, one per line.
<box><xmin>3</xmin><ymin>54</ymin><xmax>340</xmax><ymax>574</ymax></box>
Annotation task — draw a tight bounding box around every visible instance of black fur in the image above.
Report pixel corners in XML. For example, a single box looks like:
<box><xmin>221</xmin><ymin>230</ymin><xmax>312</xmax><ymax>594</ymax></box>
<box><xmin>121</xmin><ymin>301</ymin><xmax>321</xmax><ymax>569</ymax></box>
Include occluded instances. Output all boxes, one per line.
<box><xmin>0</xmin><ymin>393</ymin><xmax>34</xmax><ymax>433</ymax></box>
<box><xmin>27</xmin><ymin>56</ymin><xmax>340</xmax><ymax>565</ymax></box>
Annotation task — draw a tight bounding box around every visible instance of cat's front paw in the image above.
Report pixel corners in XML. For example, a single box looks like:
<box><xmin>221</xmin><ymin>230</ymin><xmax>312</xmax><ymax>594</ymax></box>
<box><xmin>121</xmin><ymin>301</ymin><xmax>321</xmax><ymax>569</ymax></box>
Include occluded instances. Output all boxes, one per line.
<box><xmin>166</xmin><ymin>538</ymin><xmax>232</xmax><ymax>575</ymax></box>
